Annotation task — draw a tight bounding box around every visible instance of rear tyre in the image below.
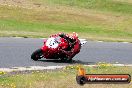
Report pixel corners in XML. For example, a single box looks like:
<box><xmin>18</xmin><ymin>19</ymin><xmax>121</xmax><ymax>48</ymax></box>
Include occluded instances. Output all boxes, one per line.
<box><xmin>60</xmin><ymin>58</ymin><xmax>72</xmax><ymax>63</ymax></box>
<box><xmin>31</xmin><ymin>49</ymin><xmax>43</xmax><ymax>61</ymax></box>
<box><xmin>66</xmin><ymin>58</ymin><xmax>72</xmax><ymax>63</ymax></box>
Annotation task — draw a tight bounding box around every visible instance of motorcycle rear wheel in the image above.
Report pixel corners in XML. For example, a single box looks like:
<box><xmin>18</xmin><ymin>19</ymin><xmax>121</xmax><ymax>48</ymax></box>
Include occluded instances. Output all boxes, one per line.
<box><xmin>31</xmin><ymin>49</ymin><xmax>43</xmax><ymax>61</ymax></box>
<box><xmin>60</xmin><ymin>58</ymin><xmax>72</xmax><ymax>63</ymax></box>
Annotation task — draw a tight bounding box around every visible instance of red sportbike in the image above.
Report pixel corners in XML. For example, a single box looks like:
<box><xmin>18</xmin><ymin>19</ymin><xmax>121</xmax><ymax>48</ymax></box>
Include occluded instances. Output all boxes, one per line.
<box><xmin>31</xmin><ymin>33</ymin><xmax>87</xmax><ymax>62</ymax></box>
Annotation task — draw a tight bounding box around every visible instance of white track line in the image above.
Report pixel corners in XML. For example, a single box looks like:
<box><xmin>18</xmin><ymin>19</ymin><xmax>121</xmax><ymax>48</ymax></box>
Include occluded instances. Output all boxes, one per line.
<box><xmin>97</xmin><ymin>41</ymin><xmax>103</xmax><ymax>42</ymax></box>
<box><xmin>122</xmin><ymin>42</ymin><xmax>129</xmax><ymax>44</ymax></box>
<box><xmin>13</xmin><ymin>37</ymin><xmax>24</xmax><ymax>38</ymax></box>
<box><xmin>0</xmin><ymin>64</ymin><xmax>132</xmax><ymax>72</ymax></box>
<box><xmin>0</xmin><ymin>66</ymin><xmax>65</xmax><ymax>72</ymax></box>
<box><xmin>12</xmin><ymin>37</ymin><xmax>131</xmax><ymax>43</ymax></box>
<box><xmin>39</xmin><ymin>38</ymin><xmax>46</xmax><ymax>39</ymax></box>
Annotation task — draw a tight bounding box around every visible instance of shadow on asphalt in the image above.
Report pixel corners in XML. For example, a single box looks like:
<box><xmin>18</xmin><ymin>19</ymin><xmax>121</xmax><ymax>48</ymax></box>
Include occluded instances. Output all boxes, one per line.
<box><xmin>38</xmin><ymin>59</ymin><xmax>96</xmax><ymax>65</ymax></box>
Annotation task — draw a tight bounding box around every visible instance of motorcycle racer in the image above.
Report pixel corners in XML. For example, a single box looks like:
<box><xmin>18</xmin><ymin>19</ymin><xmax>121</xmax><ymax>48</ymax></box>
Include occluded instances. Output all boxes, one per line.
<box><xmin>58</xmin><ymin>32</ymin><xmax>80</xmax><ymax>61</ymax></box>
<box><xmin>31</xmin><ymin>32</ymin><xmax>85</xmax><ymax>62</ymax></box>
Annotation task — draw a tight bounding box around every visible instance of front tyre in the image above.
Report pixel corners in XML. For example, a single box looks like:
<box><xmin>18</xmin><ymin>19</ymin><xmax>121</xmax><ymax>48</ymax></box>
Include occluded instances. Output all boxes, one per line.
<box><xmin>31</xmin><ymin>49</ymin><xmax>43</xmax><ymax>61</ymax></box>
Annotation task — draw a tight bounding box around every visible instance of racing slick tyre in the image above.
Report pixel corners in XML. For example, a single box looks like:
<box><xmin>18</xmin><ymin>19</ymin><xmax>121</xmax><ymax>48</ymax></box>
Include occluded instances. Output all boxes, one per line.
<box><xmin>66</xmin><ymin>58</ymin><xmax>72</xmax><ymax>63</ymax></box>
<box><xmin>31</xmin><ymin>49</ymin><xmax>43</xmax><ymax>61</ymax></box>
<box><xmin>60</xmin><ymin>58</ymin><xmax>72</xmax><ymax>63</ymax></box>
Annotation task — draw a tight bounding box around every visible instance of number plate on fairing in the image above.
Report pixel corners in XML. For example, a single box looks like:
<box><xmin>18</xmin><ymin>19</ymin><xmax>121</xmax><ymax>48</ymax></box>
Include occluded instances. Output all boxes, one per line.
<box><xmin>46</xmin><ymin>37</ymin><xmax>60</xmax><ymax>48</ymax></box>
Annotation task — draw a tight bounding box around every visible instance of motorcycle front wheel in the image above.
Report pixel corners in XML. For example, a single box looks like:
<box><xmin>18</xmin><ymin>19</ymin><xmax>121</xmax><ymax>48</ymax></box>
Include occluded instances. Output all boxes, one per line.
<box><xmin>31</xmin><ymin>49</ymin><xmax>43</xmax><ymax>61</ymax></box>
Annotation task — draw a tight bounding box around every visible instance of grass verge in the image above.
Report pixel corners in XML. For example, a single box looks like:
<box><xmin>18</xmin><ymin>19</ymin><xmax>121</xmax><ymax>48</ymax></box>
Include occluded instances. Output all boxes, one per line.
<box><xmin>0</xmin><ymin>64</ymin><xmax>132</xmax><ymax>88</ymax></box>
<box><xmin>0</xmin><ymin>0</ymin><xmax>132</xmax><ymax>42</ymax></box>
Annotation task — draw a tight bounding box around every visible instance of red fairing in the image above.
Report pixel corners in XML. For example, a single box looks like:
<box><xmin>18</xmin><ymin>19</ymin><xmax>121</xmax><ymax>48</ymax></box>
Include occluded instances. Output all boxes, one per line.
<box><xmin>41</xmin><ymin>35</ymin><xmax>69</xmax><ymax>59</ymax></box>
<box><xmin>58</xmin><ymin>38</ymin><xmax>68</xmax><ymax>50</ymax></box>
<box><xmin>40</xmin><ymin>32</ymin><xmax>81</xmax><ymax>60</ymax></box>
<box><xmin>43</xmin><ymin>39</ymin><xmax>47</xmax><ymax>44</ymax></box>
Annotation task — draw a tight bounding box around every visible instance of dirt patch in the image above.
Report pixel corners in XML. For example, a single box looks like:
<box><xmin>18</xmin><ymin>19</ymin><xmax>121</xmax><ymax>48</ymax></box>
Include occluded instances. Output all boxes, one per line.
<box><xmin>113</xmin><ymin>0</ymin><xmax>132</xmax><ymax>3</ymax></box>
<box><xmin>0</xmin><ymin>0</ymin><xmax>38</xmax><ymax>9</ymax></box>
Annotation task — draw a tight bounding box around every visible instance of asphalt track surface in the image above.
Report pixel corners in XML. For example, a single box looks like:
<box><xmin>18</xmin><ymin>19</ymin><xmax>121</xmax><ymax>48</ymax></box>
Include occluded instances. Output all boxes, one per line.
<box><xmin>0</xmin><ymin>37</ymin><xmax>132</xmax><ymax>68</ymax></box>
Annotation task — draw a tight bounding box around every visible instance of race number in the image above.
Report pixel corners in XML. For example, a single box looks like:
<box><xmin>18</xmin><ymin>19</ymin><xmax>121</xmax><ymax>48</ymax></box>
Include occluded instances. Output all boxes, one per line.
<box><xmin>46</xmin><ymin>37</ymin><xmax>59</xmax><ymax>48</ymax></box>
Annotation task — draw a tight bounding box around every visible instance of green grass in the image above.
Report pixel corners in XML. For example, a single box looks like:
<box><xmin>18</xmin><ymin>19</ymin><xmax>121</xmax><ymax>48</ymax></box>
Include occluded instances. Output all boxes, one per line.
<box><xmin>32</xmin><ymin>0</ymin><xmax>132</xmax><ymax>14</ymax></box>
<box><xmin>0</xmin><ymin>65</ymin><xmax>132</xmax><ymax>88</ymax></box>
<box><xmin>1</xmin><ymin>19</ymin><xmax>132</xmax><ymax>39</ymax></box>
<box><xmin>0</xmin><ymin>0</ymin><xmax>132</xmax><ymax>42</ymax></box>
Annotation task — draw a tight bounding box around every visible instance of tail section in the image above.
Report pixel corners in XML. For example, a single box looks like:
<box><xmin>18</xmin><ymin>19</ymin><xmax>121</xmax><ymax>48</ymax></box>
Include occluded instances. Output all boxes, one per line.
<box><xmin>79</xmin><ymin>39</ymin><xmax>87</xmax><ymax>46</ymax></box>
